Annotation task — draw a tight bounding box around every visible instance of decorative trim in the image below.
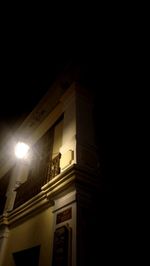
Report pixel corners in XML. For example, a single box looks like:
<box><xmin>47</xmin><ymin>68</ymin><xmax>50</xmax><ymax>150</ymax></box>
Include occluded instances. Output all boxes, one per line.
<box><xmin>42</xmin><ymin>164</ymin><xmax>99</xmax><ymax>200</ymax></box>
<box><xmin>0</xmin><ymin>164</ymin><xmax>99</xmax><ymax>228</ymax></box>
<box><xmin>0</xmin><ymin>191</ymin><xmax>53</xmax><ymax>228</ymax></box>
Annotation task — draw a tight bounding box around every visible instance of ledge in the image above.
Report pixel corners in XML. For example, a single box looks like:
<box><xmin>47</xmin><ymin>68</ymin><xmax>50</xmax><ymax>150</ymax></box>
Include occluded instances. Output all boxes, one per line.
<box><xmin>42</xmin><ymin>163</ymin><xmax>100</xmax><ymax>200</ymax></box>
<box><xmin>0</xmin><ymin>191</ymin><xmax>53</xmax><ymax>228</ymax></box>
<box><xmin>0</xmin><ymin>164</ymin><xmax>100</xmax><ymax>228</ymax></box>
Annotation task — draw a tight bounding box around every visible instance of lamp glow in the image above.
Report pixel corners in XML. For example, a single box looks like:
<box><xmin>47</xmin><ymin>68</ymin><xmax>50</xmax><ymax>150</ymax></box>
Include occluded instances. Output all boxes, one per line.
<box><xmin>15</xmin><ymin>142</ymin><xmax>30</xmax><ymax>159</ymax></box>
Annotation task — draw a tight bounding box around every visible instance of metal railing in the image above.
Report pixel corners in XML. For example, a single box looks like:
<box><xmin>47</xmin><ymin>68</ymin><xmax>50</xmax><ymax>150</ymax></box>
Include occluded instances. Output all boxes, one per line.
<box><xmin>14</xmin><ymin>153</ymin><xmax>61</xmax><ymax>209</ymax></box>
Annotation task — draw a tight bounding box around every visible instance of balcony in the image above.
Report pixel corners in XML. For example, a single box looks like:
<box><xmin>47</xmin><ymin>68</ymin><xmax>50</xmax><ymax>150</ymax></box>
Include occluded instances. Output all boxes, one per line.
<box><xmin>14</xmin><ymin>153</ymin><xmax>61</xmax><ymax>209</ymax></box>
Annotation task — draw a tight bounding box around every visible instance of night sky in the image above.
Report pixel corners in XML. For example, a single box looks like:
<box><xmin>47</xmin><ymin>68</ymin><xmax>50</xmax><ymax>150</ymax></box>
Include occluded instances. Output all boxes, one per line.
<box><xmin>0</xmin><ymin>11</ymin><xmax>115</xmax><ymax>123</ymax></box>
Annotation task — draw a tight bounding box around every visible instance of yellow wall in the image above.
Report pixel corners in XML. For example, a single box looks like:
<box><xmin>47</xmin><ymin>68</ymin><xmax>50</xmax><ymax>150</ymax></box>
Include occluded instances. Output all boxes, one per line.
<box><xmin>4</xmin><ymin>207</ymin><xmax>54</xmax><ymax>266</ymax></box>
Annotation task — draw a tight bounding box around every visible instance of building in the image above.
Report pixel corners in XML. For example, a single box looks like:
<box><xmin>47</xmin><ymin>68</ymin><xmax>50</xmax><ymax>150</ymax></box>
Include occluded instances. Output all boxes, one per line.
<box><xmin>0</xmin><ymin>66</ymin><xmax>101</xmax><ymax>266</ymax></box>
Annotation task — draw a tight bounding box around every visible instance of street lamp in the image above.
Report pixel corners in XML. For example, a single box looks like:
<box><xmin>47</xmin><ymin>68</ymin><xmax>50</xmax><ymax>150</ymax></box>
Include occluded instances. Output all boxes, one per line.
<box><xmin>14</xmin><ymin>142</ymin><xmax>30</xmax><ymax>159</ymax></box>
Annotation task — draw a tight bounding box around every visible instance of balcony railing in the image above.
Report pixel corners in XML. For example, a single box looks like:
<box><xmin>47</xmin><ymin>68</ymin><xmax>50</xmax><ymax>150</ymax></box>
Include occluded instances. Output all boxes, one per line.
<box><xmin>14</xmin><ymin>153</ymin><xmax>61</xmax><ymax>209</ymax></box>
<box><xmin>46</xmin><ymin>153</ymin><xmax>61</xmax><ymax>182</ymax></box>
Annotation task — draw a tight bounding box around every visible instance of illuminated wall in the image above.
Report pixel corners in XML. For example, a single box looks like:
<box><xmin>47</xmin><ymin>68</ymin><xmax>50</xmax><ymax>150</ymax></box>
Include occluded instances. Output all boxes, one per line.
<box><xmin>3</xmin><ymin>207</ymin><xmax>53</xmax><ymax>266</ymax></box>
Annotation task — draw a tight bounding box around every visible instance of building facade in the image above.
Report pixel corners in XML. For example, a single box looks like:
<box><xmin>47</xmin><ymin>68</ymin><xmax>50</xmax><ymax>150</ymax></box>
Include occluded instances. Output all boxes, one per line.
<box><xmin>0</xmin><ymin>76</ymin><xmax>100</xmax><ymax>265</ymax></box>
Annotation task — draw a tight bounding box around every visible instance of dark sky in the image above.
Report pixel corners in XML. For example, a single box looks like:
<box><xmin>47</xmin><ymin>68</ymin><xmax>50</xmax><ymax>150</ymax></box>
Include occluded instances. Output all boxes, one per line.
<box><xmin>0</xmin><ymin>29</ymin><xmax>105</xmax><ymax>128</ymax></box>
<box><xmin>0</xmin><ymin>47</ymin><xmax>71</xmax><ymax>121</ymax></box>
<box><xmin>0</xmin><ymin>8</ymin><xmax>118</xmax><ymax>125</ymax></box>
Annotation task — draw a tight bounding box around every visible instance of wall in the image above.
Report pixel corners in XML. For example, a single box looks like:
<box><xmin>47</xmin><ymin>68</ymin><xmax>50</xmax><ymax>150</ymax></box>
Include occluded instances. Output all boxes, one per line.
<box><xmin>3</xmin><ymin>207</ymin><xmax>54</xmax><ymax>266</ymax></box>
<box><xmin>52</xmin><ymin>191</ymin><xmax>77</xmax><ymax>266</ymax></box>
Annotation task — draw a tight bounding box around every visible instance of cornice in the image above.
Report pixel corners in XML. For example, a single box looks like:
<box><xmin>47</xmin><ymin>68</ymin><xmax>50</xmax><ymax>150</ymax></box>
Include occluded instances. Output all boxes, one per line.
<box><xmin>0</xmin><ymin>164</ymin><xmax>100</xmax><ymax>228</ymax></box>
<box><xmin>42</xmin><ymin>164</ymin><xmax>100</xmax><ymax>200</ymax></box>
<box><xmin>0</xmin><ymin>191</ymin><xmax>53</xmax><ymax>228</ymax></box>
